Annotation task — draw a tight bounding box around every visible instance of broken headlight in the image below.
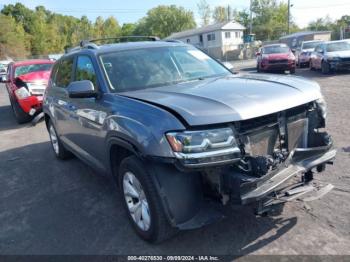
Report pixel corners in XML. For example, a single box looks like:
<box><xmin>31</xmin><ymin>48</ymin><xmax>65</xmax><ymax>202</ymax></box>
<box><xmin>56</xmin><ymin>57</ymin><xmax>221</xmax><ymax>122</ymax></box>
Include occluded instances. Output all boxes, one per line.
<box><xmin>166</xmin><ymin>128</ymin><xmax>241</xmax><ymax>167</ymax></box>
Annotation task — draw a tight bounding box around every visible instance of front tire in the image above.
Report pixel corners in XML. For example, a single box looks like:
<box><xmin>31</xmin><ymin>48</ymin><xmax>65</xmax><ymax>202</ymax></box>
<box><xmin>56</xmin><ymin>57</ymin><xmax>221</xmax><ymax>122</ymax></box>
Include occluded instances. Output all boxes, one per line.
<box><xmin>48</xmin><ymin>120</ymin><xmax>72</xmax><ymax>159</ymax></box>
<box><xmin>10</xmin><ymin>98</ymin><xmax>32</xmax><ymax>124</ymax></box>
<box><xmin>119</xmin><ymin>156</ymin><xmax>177</xmax><ymax>243</ymax></box>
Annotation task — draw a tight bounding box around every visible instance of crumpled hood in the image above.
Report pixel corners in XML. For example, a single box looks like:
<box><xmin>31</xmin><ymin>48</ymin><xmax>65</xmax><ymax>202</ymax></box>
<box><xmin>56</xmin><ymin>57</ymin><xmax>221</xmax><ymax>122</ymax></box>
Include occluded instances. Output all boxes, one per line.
<box><xmin>327</xmin><ymin>50</ymin><xmax>350</xmax><ymax>58</ymax></box>
<box><xmin>17</xmin><ymin>70</ymin><xmax>51</xmax><ymax>83</ymax></box>
<box><xmin>119</xmin><ymin>74</ymin><xmax>322</xmax><ymax>126</ymax></box>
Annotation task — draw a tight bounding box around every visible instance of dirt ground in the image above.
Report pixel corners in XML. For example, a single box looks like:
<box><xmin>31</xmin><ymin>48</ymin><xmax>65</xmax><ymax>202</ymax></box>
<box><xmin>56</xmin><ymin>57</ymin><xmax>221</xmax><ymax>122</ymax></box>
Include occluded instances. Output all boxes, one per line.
<box><xmin>0</xmin><ymin>67</ymin><xmax>350</xmax><ymax>256</ymax></box>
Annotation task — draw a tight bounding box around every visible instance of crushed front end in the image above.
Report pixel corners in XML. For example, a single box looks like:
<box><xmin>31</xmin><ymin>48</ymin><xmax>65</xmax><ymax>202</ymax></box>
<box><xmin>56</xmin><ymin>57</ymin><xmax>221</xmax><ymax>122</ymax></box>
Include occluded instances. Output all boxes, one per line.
<box><xmin>167</xmin><ymin>99</ymin><xmax>335</xmax><ymax>215</ymax></box>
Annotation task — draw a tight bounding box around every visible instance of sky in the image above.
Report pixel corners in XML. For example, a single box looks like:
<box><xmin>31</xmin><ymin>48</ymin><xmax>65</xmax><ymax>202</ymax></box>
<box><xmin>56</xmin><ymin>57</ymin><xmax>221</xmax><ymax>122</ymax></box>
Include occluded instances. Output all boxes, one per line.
<box><xmin>0</xmin><ymin>0</ymin><xmax>349</xmax><ymax>28</ymax></box>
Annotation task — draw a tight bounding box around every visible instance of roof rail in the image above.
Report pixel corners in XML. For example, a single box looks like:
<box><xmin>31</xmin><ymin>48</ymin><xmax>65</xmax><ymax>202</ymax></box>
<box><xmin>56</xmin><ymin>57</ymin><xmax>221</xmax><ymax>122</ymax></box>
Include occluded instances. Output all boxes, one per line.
<box><xmin>87</xmin><ymin>36</ymin><xmax>160</xmax><ymax>45</ymax></box>
<box><xmin>64</xmin><ymin>36</ymin><xmax>161</xmax><ymax>54</ymax></box>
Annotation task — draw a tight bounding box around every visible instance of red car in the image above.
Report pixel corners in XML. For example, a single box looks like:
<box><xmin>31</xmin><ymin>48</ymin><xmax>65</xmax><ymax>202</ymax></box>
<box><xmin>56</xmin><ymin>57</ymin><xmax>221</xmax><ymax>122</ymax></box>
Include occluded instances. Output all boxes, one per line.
<box><xmin>256</xmin><ymin>44</ymin><xmax>296</xmax><ymax>74</ymax></box>
<box><xmin>1</xmin><ymin>59</ymin><xmax>54</xmax><ymax>123</ymax></box>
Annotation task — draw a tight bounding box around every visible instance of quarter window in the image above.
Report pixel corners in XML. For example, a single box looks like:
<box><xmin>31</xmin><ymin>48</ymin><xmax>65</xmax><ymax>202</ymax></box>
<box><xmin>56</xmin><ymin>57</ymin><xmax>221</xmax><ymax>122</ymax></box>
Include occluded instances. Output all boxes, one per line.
<box><xmin>75</xmin><ymin>56</ymin><xmax>98</xmax><ymax>88</ymax></box>
<box><xmin>55</xmin><ymin>58</ymin><xmax>74</xmax><ymax>88</ymax></box>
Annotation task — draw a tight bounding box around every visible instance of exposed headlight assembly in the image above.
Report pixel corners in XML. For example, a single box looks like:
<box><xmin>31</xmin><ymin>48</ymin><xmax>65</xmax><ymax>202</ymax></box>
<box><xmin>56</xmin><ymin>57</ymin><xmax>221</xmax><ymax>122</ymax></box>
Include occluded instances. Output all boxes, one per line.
<box><xmin>166</xmin><ymin>127</ymin><xmax>241</xmax><ymax>167</ymax></box>
<box><xmin>316</xmin><ymin>97</ymin><xmax>327</xmax><ymax>120</ymax></box>
<box><xmin>14</xmin><ymin>87</ymin><xmax>31</xmax><ymax>100</ymax></box>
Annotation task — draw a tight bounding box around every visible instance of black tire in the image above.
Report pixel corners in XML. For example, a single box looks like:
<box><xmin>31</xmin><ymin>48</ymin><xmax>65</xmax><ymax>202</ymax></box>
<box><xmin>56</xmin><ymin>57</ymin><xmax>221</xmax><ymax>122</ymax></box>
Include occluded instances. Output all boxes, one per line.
<box><xmin>10</xmin><ymin>98</ymin><xmax>32</xmax><ymax>124</ymax></box>
<box><xmin>257</xmin><ymin>63</ymin><xmax>261</xmax><ymax>73</ymax></box>
<box><xmin>119</xmin><ymin>156</ymin><xmax>177</xmax><ymax>243</ymax></box>
<box><xmin>290</xmin><ymin>68</ymin><xmax>296</xmax><ymax>74</ymax></box>
<box><xmin>321</xmin><ymin>61</ymin><xmax>330</xmax><ymax>74</ymax></box>
<box><xmin>309</xmin><ymin>60</ymin><xmax>315</xmax><ymax>71</ymax></box>
<box><xmin>48</xmin><ymin>120</ymin><xmax>72</xmax><ymax>159</ymax></box>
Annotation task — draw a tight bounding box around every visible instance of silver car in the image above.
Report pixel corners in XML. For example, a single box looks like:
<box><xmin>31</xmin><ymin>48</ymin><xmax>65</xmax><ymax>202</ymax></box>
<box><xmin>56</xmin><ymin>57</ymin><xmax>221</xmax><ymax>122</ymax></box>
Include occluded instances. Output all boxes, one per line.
<box><xmin>310</xmin><ymin>40</ymin><xmax>350</xmax><ymax>74</ymax></box>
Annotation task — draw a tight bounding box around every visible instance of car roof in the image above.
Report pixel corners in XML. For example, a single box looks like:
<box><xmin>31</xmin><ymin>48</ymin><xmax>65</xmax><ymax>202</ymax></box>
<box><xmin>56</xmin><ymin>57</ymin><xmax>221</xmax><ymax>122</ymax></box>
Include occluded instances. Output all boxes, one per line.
<box><xmin>262</xmin><ymin>44</ymin><xmax>288</xmax><ymax>48</ymax></box>
<box><xmin>302</xmin><ymin>40</ymin><xmax>323</xmax><ymax>44</ymax></box>
<box><xmin>64</xmin><ymin>40</ymin><xmax>188</xmax><ymax>57</ymax></box>
<box><xmin>323</xmin><ymin>40</ymin><xmax>350</xmax><ymax>45</ymax></box>
<box><xmin>13</xmin><ymin>59</ymin><xmax>54</xmax><ymax>66</ymax></box>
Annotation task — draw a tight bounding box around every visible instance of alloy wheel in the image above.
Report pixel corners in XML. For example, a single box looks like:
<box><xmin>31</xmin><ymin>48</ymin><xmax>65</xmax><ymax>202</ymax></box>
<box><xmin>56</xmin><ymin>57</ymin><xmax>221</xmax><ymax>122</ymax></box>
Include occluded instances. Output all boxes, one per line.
<box><xmin>123</xmin><ymin>171</ymin><xmax>151</xmax><ymax>231</ymax></box>
<box><xmin>49</xmin><ymin>125</ymin><xmax>59</xmax><ymax>155</ymax></box>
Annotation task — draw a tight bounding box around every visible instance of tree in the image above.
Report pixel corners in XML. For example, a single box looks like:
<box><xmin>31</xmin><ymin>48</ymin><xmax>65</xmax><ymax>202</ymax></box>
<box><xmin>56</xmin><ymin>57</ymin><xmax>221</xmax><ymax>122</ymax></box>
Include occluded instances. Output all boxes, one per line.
<box><xmin>212</xmin><ymin>6</ymin><xmax>227</xmax><ymax>23</ymax></box>
<box><xmin>0</xmin><ymin>14</ymin><xmax>28</xmax><ymax>59</ymax></box>
<box><xmin>102</xmin><ymin>16</ymin><xmax>121</xmax><ymax>37</ymax></box>
<box><xmin>134</xmin><ymin>5</ymin><xmax>196</xmax><ymax>38</ymax></box>
<box><xmin>121</xmin><ymin>23</ymin><xmax>136</xmax><ymax>36</ymax></box>
<box><xmin>197</xmin><ymin>0</ymin><xmax>211</xmax><ymax>26</ymax></box>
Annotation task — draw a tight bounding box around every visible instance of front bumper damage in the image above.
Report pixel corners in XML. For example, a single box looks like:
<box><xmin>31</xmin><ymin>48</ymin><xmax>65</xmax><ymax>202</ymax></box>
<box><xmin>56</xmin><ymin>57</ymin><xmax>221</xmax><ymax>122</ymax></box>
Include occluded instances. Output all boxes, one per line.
<box><xmin>240</xmin><ymin>144</ymin><xmax>336</xmax><ymax>205</ymax></box>
<box><xmin>151</xmin><ymin>102</ymin><xmax>336</xmax><ymax>230</ymax></box>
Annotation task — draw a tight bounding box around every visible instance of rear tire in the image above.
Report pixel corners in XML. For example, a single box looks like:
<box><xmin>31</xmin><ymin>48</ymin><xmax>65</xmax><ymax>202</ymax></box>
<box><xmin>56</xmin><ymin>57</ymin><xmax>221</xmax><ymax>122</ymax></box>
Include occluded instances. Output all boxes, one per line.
<box><xmin>119</xmin><ymin>156</ymin><xmax>177</xmax><ymax>243</ymax></box>
<box><xmin>48</xmin><ymin>120</ymin><xmax>72</xmax><ymax>159</ymax></box>
<box><xmin>10</xmin><ymin>98</ymin><xmax>32</xmax><ymax>124</ymax></box>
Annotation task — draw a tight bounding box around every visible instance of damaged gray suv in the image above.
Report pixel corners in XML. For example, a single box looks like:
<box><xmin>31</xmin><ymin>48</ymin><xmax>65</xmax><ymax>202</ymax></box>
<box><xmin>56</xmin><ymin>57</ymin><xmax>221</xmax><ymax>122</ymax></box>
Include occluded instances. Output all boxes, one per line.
<box><xmin>43</xmin><ymin>37</ymin><xmax>336</xmax><ymax>242</ymax></box>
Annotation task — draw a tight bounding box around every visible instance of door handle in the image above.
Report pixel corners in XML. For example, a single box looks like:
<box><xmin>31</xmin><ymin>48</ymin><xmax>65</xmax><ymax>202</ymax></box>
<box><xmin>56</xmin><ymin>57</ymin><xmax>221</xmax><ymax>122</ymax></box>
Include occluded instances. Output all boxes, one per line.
<box><xmin>58</xmin><ymin>99</ymin><xmax>67</xmax><ymax>106</ymax></box>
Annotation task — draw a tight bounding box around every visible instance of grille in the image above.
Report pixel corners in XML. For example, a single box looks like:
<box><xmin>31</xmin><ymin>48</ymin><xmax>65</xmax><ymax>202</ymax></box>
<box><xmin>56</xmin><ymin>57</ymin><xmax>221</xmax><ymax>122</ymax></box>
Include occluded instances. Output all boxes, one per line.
<box><xmin>269</xmin><ymin>59</ymin><xmax>288</xmax><ymax>64</ymax></box>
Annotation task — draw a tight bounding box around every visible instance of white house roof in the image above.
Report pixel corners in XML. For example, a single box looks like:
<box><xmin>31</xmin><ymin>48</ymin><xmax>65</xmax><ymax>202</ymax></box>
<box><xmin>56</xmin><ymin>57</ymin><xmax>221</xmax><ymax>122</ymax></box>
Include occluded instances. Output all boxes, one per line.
<box><xmin>167</xmin><ymin>20</ymin><xmax>245</xmax><ymax>39</ymax></box>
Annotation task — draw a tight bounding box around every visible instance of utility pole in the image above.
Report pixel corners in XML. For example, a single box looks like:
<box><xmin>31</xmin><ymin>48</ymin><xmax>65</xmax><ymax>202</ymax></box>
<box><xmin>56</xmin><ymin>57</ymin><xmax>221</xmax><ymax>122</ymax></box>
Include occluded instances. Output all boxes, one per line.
<box><xmin>287</xmin><ymin>0</ymin><xmax>290</xmax><ymax>35</ymax></box>
<box><xmin>249</xmin><ymin>0</ymin><xmax>253</xmax><ymax>34</ymax></box>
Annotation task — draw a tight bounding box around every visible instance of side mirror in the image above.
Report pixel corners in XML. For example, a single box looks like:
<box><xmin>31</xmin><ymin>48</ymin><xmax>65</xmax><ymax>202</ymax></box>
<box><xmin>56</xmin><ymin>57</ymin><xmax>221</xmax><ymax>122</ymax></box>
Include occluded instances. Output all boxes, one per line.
<box><xmin>67</xmin><ymin>80</ymin><xmax>98</xmax><ymax>98</ymax></box>
<box><xmin>291</xmin><ymin>49</ymin><xmax>296</xmax><ymax>53</ymax></box>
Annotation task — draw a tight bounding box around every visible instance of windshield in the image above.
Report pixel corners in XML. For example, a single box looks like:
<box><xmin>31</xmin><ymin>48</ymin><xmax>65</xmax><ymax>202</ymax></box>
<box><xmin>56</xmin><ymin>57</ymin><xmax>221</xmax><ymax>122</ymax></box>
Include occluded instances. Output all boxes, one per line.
<box><xmin>302</xmin><ymin>42</ymin><xmax>321</xmax><ymax>50</ymax></box>
<box><xmin>326</xmin><ymin>42</ymin><xmax>350</xmax><ymax>52</ymax></box>
<box><xmin>100</xmin><ymin>46</ymin><xmax>230</xmax><ymax>92</ymax></box>
<box><xmin>15</xmin><ymin>63</ymin><xmax>52</xmax><ymax>77</ymax></box>
<box><xmin>262</xmin><ymin>46</ymin><xmax>290</xmax><ymax>54</ymax></box>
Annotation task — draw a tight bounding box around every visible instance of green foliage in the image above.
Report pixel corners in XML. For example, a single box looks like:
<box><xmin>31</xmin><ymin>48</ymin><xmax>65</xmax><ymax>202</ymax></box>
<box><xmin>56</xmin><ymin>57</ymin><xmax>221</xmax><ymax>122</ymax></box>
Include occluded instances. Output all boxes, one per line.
<box><xmin>134</xmin><ymin>5</ymin><xmax>196</xmax><ymax>38</ymax></box>
<box><xmin>0</xmin><ymin>14</ymin><xmax>28</xmax><ymax>59</ymax></box>
<box><xmin>197</xmin><ymin>0</ymin><xmax>211</xmax><ymax>26</ymax></box>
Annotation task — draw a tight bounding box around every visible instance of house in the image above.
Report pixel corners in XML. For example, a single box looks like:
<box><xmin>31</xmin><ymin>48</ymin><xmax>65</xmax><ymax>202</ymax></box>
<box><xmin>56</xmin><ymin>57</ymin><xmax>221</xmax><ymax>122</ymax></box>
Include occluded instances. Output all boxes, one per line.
<box><xmin>166</xmin><ymin>20</ymin><xmax>245</xmax><ymax>60</ymax></box>
<box><xmin>279</xmin><ymin>31</ymin><xmax>332</xmax><ymax>49</ymax></box>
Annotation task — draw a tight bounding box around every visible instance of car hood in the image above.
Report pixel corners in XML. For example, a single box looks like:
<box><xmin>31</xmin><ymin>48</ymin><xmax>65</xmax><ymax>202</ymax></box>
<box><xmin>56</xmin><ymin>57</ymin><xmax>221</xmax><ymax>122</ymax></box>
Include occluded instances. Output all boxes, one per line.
<box><xmin>327</xmin><ymin>50</ymin><xmax>350</xmax><ymax>57</ymax></box>
<box><xmin>265</xmin><ymin>53</ymin><xmax>290</xmax><ymax>59</ymax></box>
<box><xmin>119</xmin><ymin>74</ymin><xmax>322</xmax><ymax>126</ymax></box>
<box><xmin>17</xmin><ymin>70</ymin><xmax>51</xmax><ymax>83</ymax></box>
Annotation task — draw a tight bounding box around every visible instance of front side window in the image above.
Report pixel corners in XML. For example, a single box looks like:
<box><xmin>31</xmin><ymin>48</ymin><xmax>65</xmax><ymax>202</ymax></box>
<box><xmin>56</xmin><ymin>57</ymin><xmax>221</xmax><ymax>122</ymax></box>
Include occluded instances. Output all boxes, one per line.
<box><xmin>75</xmin><ymin>56</ymin><xmax>98</xmax><ymax>88</ymax></box>
<box><xmin>100</xmin><ymin>46</ymin><xmax>230</xmax><ymax>92</ymax></box>
<box><xmin>14</xmin><ymin>63</ymin><xmax>52</xmax><ymax>77</ymax></box>
<box><xmin>54</xmin><ymin>57</ymin><xmax>73</xmax><ymax>88</ymax></box>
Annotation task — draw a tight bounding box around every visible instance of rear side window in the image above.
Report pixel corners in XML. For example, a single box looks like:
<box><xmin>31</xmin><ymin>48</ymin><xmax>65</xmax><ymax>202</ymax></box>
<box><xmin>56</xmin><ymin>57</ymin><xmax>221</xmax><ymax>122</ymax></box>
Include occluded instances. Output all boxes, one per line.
<box><xmin>75</xmin><ymin>56</ymin><xmax>98</xmax><ymax>88</ymax></box>
<box><xmin>54</xmin><ymin>57</ymin><xmax>73</xmax><ymax>88</ymax></box>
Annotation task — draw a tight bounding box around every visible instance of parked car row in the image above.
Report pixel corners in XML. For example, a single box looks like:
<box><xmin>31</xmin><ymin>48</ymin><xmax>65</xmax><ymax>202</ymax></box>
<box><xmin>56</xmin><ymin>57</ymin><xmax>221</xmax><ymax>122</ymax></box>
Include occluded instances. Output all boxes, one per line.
<box><xmin>0</xmin><ymin>59</ymin><xmax>54</xmax><ymax>123</ymax></box>
<box><xmin>256</xmin><ymin>40</ymin><xmax>350</xmax><ymax>75</ymax></box>
<box><xmin>0</xmin><ymin>37</ymin><xmax>336</xmax><ymax>243</ymax></box>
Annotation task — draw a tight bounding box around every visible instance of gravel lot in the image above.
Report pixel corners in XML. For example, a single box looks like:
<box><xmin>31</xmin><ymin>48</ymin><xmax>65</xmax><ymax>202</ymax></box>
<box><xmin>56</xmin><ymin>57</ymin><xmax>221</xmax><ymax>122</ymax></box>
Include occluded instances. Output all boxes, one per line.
<box><xmin>0</xmin><ymin>67</ymin><xmax>350</xmax><ymax>256</ymax></box>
